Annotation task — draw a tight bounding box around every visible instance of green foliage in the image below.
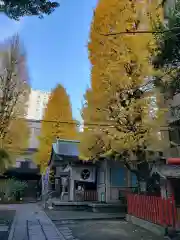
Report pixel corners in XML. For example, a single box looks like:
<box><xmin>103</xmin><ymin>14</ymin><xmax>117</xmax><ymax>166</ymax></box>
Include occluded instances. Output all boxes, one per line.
<box><xmin>153</xmin><ymin>0</ymin><xmax>180</xmax><ymax>98</ymax></box>
<box><xmin>0</xmin><ymin>178</ymin><xmax>27</xmax><ymax>201</ymax></box>
<box><xmin>0</xmin><ymin>0</ymin><xmax>59</xmax><ymax>20</ymax></box>
<box><xmin>0</xmin><ymin>35</ymin><xmax>30</xmax><ymax>172</ymax></box>
<box><xmin>80</xmin><ymin>0</ymin><xmax>164</xmax><ymax>164</ymax></box>
<box><xmin>0</xmin><ymin>149</ymin><xmax>11</xmax><ymax>173</ymax></box>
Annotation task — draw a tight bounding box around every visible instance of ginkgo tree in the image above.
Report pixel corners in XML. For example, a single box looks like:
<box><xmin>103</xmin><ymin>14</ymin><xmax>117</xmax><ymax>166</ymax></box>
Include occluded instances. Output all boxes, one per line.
<box><xmin>79</xmin><ymin>0</ymin><xmax>166</xmax><ymax>186</ymax></box>
<box><xmin>0</xmin><ymin>35</ymin><xmax>30</xmax><ymax>172</ymax></box>
<box><xmin>35</xmin><ymin>84</ymin><xmax>78</xmax><ymax>173</ymax></box>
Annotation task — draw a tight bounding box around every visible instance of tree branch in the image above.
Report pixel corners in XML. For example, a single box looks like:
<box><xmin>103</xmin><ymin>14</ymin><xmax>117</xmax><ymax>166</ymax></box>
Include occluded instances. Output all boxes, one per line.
<box><xmin>98</xmin><ymin>27</ymin><xmax>180</xmax><ymax>37</ymax></box>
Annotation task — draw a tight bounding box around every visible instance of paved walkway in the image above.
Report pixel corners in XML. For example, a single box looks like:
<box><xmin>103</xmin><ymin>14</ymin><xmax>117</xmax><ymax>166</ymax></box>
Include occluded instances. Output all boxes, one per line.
<box><xmin>0</xmin><ymin>203</ymin><xmax>75</xmax><ymax>240</ymax></box>
<box><xmin>0</xmin><ymin>203</ymin><xmax>164</xmax><ymax>240</ymax></box>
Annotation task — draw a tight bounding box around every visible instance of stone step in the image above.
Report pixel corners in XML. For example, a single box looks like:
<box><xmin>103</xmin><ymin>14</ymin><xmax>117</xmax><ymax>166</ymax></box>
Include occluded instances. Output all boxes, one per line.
<box><xmin>51</xmin><ymin>200</ymin><xmax>127</xmax><ymax>213</ymax></box>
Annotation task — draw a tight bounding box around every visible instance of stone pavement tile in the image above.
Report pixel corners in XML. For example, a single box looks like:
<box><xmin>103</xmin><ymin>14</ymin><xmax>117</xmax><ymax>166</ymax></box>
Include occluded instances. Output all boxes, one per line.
<box><xmin>28</xmin><ymin>221</ymin><xmax>46</xmax><ymax>240</ymax></box>
<box><xmin>63</xmin><ymin>236</ymin><xmax>74</xmax><ymax>240</ymax></box>
<box><xmin>7</xmin><ymin>203</ymin><xmax>80</xmax><ymax>240</ymax></box>
<box><xmin>58</xmin><ymin>227</ymin><xmax>71</xmax><ymax>231</ymax></box>
<box><xmin>40</xmin><ymin>220</ymin><xmax>67</xmax><ymax>240</ymax></box>
<box><xmin>40</xmin><ymin>222</ymin><xmax>65</xmax><ymax>239</ymax></box>
<box><xmin>61</xmin><ymin>230</ymin><xmax>72</xmax><ymax>234</ymax></box>
<box><xmin>29</xmin><ymin>234</ymin><xmax>46</xmax><ymax>240</ymax></box>
<box><xmin>8</xmin><ymin>204</ymin><xmax>70</xmax><ymax>240</ymax></box>
<box><xmin>12</xmin><ymin>224</ymin><xmax>27</xmax><ymax>240</ymax></box>
<box><xmin>44</xmin><ymin>229</ymin><xmax>66</xmax><ymax>240</ymax></box>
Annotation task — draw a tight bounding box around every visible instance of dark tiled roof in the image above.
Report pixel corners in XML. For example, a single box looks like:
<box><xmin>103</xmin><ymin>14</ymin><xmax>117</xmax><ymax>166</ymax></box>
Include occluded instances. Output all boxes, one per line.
<box><xmin>152</xmin><ymin>164</ymin><xmax>180</xmax><ymax>178</ymax></box>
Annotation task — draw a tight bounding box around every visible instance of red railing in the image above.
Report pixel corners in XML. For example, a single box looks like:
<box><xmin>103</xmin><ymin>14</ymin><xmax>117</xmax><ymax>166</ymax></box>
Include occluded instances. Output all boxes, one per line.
<box><xmin>84</xmin><ymin>190</ymin><xmax>98</xmax><ymax>202</ymax></box>
<box><xmin>127</xmin><ymin>193</ymin><xmax>177</xmax><ymax>228</ymax></box>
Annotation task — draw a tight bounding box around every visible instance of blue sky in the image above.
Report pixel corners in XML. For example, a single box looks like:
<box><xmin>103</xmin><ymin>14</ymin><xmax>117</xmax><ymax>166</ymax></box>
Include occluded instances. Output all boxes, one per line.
<box><xmin>0</xmin><ymin>0</ymin><xmax>98</xmax><ymax>121</ymax></box>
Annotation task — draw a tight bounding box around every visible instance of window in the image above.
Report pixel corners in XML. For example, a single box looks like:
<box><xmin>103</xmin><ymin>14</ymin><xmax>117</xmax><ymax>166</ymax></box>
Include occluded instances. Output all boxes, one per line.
<box><xmin>131</xmin><ymin>173</ymin><xmax>137</xmax><ymax>187</ymax></box>
<box><xmin>169</xmin><ymin>127</ymin><xmax>180</xmax><ymax>145</ymax></box>
<box><xmin>30</xmin><ymin>161</ymin><xmax>37</xmax><ymax>169</ymax></box>
<box><xmin>22</xmin><ymin>158</ymin><xmax>35</xmax><ymax>169</ymax></box>
<box><xmin>21</xmin><ymin>161</ymin><xmax>29</xmax><ymax>169</ymax></box>
<box><xmin>110</xmin><ymin>168</ymin><xmax>126</xmax><ymax>187</ymax></box>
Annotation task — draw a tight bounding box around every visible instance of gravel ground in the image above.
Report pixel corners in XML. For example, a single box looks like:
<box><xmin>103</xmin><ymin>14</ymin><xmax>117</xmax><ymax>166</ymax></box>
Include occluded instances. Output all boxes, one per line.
<box><xmin>46</xmin><ymin>209</ymin><xmax>125</xmax><ymax>221</ymax></box>
<box><xmin>53</xmin><ymin>219</ymin><xmax>165</xmax><ymax>240</ymax></box>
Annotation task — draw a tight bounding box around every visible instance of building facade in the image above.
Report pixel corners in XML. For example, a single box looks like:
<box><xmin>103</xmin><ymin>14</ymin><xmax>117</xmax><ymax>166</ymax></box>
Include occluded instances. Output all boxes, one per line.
<box><xmin>166</xmin><ymin>93</ymin><xmax>180</xmax><ymax>157</ymax></box>
<box><xmin>4</xmin><ymin>119</ymin><xmax>42</xmax><ymax>200</ymax></box>
<box><xmin>27</xmin><ymin>89</ymin><xmax>50</xmax><ymax>120</ymax></box>
<box><xmin>12</xmin><ymin>119</ymin><xmax>41</xmax><ymax>168</ymax></box>
<box><xmin>47</xmin><ymin>139</ymin><xmax>135</xmax><ymax>203</ymax></box>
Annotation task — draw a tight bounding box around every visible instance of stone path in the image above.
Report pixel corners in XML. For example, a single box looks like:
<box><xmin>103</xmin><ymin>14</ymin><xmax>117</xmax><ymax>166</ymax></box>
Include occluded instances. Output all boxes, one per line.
<box><xmin>0</xmin><ymin>204</ymin><xmax>76</xmax><ymax>240</ymax></box>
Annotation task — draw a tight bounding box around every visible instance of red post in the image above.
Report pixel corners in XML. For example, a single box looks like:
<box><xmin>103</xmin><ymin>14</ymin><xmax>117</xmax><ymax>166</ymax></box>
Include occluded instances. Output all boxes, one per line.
<box><xmin>168</xmin><ymin>197</ymin><xmax>173</xmax><ymax>226</ymax></box>
<box><xmin>155</xmin><ymin>197</ymin><xmax>158</xmax><ymax>224</ymax></box>
<box><xmin>152</xmin><ymin>197</ymin><xmax>155</xmax><ymax>222</ymax></box>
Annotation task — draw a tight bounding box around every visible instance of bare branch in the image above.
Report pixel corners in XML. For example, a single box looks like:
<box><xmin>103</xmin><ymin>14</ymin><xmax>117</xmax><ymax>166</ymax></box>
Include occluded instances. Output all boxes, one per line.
<box><xmin>98</xmin><ymin>27</ymin><xmax>180</xmax><ymax>37</ymax></box>
<box><xmin>0</xmin><ymin>35</ymin><xmax>30</xmax><ymax>142</ymax></box>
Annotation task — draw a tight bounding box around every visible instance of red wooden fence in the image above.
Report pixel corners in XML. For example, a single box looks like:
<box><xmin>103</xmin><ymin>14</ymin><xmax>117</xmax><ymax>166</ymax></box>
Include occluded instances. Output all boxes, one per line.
<box><xmin>127</xmin><ymin>193</ymin><xmax>177</xmax><ymax>228</ymax></box>
<box><xmin>84</xmin><ymin>190</ymin><xmax>98</xmax><ymax>202</ymax></box>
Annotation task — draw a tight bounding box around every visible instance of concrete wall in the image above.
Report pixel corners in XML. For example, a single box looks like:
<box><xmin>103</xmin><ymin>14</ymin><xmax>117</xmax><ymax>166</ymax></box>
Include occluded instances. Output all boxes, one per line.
<box><xmin>167</xmin><ymin>93</ymin><xmax>180</xmax><ymax>123</ymax></box>
<box><xmin>97</xmin><ymin>161</ymin><xmax>106</xmax><ymax>202</ymax></box>
<box><xmin>27</xmin><ymin>119</ymin><xmax>41</xmax><ymax>149</ymax></box>
<box><xmin>165</xmin><ymin>93</ymin><xmax>180</xmax><ymax>158</ymax></box>
<box><xmin>11</xmin><ymin>119</ymin><xmax>41</xmax><ymax>171</ymax></box>
<box><xmin>26</xmin><ymin>89</ymin><xmax>50</xmax><ymax>120</ymax></box>
<box><xmin>13</xmin><ymin>154</ymin><xmax>37</xmax><ymax>169</ymax></box>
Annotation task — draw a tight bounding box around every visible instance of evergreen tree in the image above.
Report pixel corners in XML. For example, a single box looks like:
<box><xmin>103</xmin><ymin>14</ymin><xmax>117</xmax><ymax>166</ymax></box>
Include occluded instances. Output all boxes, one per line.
<box><xmin>0</xmin><ymin>0</ymin><xmax>59</xmax><ymax>20</ymax></box>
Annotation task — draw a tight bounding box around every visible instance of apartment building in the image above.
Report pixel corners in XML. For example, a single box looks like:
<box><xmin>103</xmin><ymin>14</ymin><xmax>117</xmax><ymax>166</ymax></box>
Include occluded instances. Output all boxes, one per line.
<box><xmin>4</xmin><ymin>119</ymin><xmax>42</xmax><ymax>200</ymax></box>
<box><xmin>27</xmin><ymin>89</ymin><xmax>50</xmax><ymax>120</ymax></box>
<box><xmin>13</xmin><ymin>119</ymin><xmax>41</xmax><ymax>168</ymax></box>
<box><xmin>165</xmin><ymin>93</ymin><xmax>180</xmax><ymax>157</ymax></box>
<box><xmin>160</xmin><ymin>0</ymin><xmax>180</xmax><ymax>157</ymax></box>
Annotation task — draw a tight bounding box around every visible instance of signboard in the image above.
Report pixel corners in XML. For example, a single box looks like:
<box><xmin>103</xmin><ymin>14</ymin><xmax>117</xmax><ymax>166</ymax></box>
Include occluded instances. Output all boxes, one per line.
<box><xmin>73</xmin><ymin>166</ymin><xmax>96</xmax><ymax>182</ymax></box>
<box><xmin>167</xmin><ymin>158</ymin><xmax>180</xmax><ymax>165</ymax></box>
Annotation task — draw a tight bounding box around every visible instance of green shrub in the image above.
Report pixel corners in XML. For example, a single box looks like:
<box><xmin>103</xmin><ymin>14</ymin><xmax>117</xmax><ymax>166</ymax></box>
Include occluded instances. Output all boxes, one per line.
<box><xmin>0</xmin><ymin>178</ymin><xmax>28</xmax><ymax>201</ymax></box>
